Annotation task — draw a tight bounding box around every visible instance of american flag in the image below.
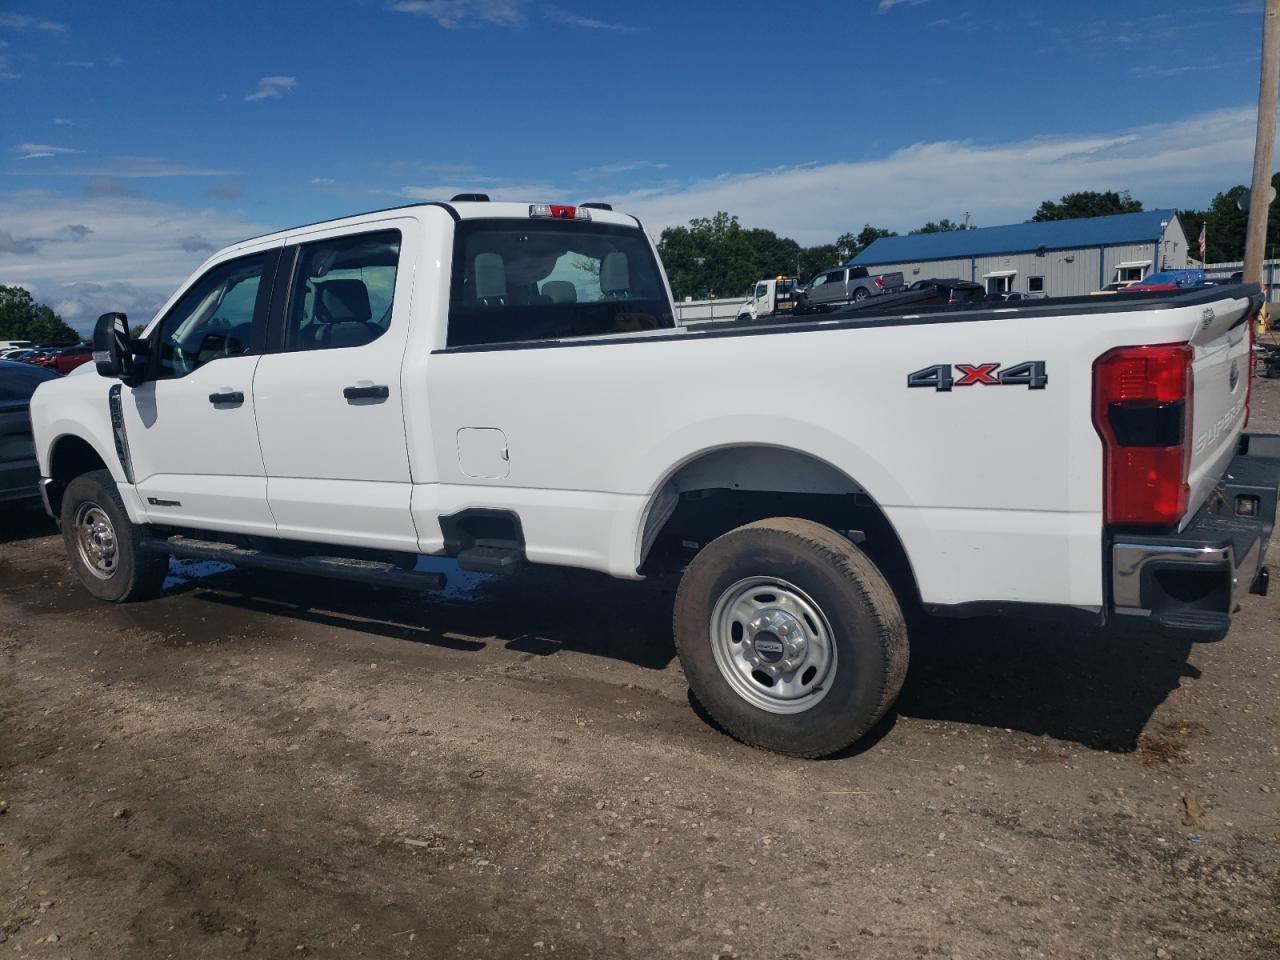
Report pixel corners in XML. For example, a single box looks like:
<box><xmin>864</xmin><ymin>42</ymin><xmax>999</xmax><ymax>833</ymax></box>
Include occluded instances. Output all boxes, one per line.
<box><xmin>1198</xmin><ymin>223</ymin><xmax>1207</xmax><ymax>260</ymax></box>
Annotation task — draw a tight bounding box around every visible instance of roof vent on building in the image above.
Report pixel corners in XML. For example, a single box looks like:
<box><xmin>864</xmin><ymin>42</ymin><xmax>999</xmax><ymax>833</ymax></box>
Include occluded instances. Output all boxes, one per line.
<box><xmin>451</xmin><ymin>193</ymin><xmax>490</xmax><ymax>202</ymax></box>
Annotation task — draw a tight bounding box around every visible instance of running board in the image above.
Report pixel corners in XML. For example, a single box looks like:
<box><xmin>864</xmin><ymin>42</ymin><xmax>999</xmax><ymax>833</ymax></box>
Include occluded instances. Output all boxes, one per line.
<box><xmin>141</xmin><ymin>535</ymin><xmax>447</xmax><ymax>591</ymax></box>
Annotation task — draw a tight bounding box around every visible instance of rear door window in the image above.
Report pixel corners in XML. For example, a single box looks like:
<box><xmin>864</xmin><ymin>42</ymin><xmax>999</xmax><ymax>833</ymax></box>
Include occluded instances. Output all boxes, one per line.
<box><xmin>284</xmin><ymin>230</ymin><xmax>401</xmax><ymax>352</ymax></box>
<box><xmin>447</xmin><ymin>219</ymin><xmax>673</xmax><ymax>347</ymax></box>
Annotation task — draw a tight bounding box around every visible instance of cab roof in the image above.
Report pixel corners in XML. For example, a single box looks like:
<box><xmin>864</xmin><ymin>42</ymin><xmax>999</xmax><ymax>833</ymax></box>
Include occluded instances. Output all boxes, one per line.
<box><xmin>227</xmin><ymin>200</ymin><xmax>642</xmax><ymax>254</ymax></box>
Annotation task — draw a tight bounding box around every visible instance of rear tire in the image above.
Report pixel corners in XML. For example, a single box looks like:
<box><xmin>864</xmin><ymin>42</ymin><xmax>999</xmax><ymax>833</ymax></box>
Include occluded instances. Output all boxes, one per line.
<box><xmin>60</xmin><ymin>469</ymin><xmax>167</xmax><ymax>602</ymax></box>
<box><xmin>853</xmin><ymin>288</ymin><xmax>870</xmax><ymax>302</ymax></box>
<box><xmin>674</xmin><ymin>518</ymin><xmax>908</xmax><ymax>757</ymax></box>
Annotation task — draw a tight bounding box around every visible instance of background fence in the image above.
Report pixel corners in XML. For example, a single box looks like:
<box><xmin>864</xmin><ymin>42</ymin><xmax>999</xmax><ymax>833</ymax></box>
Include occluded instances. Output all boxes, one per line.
<box><xmin>1205</xmin><ymin>259</ymin><xmax>1280</xmax><ymax>302</ymax></box>
<box><xmin>672</xmin><ymin>297</ymin><xmax>748</xmax><ymax>324</ymax></box>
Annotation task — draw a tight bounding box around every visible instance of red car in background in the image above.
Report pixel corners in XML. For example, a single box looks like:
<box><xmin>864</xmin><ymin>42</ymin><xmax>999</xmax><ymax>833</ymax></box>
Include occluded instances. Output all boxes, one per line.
<box><xmin>31</xmin><ymin>344</ymin><xmax>94</xmax><ymax>375</ymax></box>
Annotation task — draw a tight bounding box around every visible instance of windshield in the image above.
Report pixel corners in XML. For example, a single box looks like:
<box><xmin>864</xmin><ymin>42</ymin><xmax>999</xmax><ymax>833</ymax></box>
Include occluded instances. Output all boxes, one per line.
<box><xmin>447</xmin><ymin>219</ymin><xmax>672</xmax><ymax>347</ymax></box>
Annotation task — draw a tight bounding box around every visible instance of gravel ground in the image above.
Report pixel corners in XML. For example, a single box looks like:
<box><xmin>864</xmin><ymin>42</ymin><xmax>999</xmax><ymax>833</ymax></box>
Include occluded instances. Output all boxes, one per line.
<box><xmin>1</xmin><ymin>377</ymin><xmax>1277</xmax><ymax>960</ymax></box>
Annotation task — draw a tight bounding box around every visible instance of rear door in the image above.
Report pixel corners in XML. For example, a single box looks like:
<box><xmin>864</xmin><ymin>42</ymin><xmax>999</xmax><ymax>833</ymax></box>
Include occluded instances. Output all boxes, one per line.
<box><xmin>251</xmin><ymin>220</ymin><xmax>420</xmax><ymax>552</ymax></box>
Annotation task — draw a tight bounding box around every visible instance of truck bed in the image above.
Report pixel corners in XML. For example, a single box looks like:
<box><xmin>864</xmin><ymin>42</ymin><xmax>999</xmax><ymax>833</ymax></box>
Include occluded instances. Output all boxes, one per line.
<box><xmin>684</xmin><ymin>284</ymin><xmax>1260</xmax><ymax>337</ymax></box>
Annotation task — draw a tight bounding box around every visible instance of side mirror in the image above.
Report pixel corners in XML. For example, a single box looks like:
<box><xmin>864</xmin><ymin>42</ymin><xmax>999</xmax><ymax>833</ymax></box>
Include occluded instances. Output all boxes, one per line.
<box><xmin>92</xmin><ymin>312</ymin><xmax>131</xmax><ymax>380</ymax></box>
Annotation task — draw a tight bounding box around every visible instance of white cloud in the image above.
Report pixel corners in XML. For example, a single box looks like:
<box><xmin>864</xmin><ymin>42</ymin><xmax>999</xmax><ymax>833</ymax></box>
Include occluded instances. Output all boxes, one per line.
<box><xmin>542</xmin><ymin>5</ymin><xmax>637</xmax><ymax>31</ymax></box>
<box><xmin>878</xmin><ymin>0</ymin><xmax>927</xmax><ymax>9</ymax></box>
<box><xmin>244</xmin><ymin>75</ymin><xmax>298</xmax><ymax>101</ymax></box>
<box><xmin>1131</xmin><ymin>61</ymin><xmax>1226</xmax><ymax>79</ymax></box>
<box><xmin>603</xmin><ymin>106</ymin><xmax>1266</xmax><ymax>244</ymax></box>
<box><xmin>575</xmin><ymin>159</ymin><xmax>669</xmax><ymax>179</ymax></box>
<box><xmin>13</xmin><ymin>143</ymin><xmax>82</xmax><ymax>160</ymax></box>
<box><xmin>0</xmin><ymin>191</ymin><xmax>270</xmax><ymax>334</ymax></box>
<box><xmin>8</xmin><ymin>156</ymin><xmax>240</xmax><ymax>177</ymax></box>
<box><xmin>0</xmin><ymin>13</ymin><xmax>66</xmax><ymax>31</ymax></box>
<box><xmin>387</xmin><ymin>0</ymin><xmax>525</xmax><ymax>28</ymax></box>
<box><xmin>375</xmin><ymin>106</ymin><xmax>1268</xmax><ymax>246</ymax></box>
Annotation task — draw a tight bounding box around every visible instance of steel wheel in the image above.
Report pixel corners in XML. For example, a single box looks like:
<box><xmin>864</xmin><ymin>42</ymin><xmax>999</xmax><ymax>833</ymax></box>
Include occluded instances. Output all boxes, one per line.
<box><xmin>73</xmin><ymin>500</ymin><xmax>118</xmax><ymax>580</ymax></box>
<box><xmin>709</xmin><ymin>576</ymin><xmax>837</xmax><ymax>714</ymax></box>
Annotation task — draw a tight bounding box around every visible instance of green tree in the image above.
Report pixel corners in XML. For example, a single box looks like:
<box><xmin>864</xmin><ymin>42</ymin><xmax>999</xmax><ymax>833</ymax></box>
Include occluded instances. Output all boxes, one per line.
<box><xmin>841</xmin><ymin>226</ymin><xmax>896</xmax><ymax>260</ymax></box>
<box><xmin>656</xmin><ymin>215</ymin><xmax>901</xmax><ymax>299</ymax></box>
<box><xmin>1178</xmin><ymin>172</ymin><xmax>1280</xmax><ymax>264</ymax></box>
<box><xmin>657</xmin><ymin>212</ymin><xmax>802</xmax><ymax>300</ymax></box>
<box><xmin>1031</xmin><ymin>190</ymin><xmax>1143</xmax><ymax>222</ymax></box>
<box><xmin>798</xmin><ymin>244</ymin><xmax>839</xmax><ymax>282</ymax></box>
<box><xmin>0</xmin><ymin>285</ymin><xmax>81</xmax><ymax>346</ymax></box>
<box><xmin>910</xmin><ymin>218</ymin><xmax>966</xmax><ymax>235</ymax></box>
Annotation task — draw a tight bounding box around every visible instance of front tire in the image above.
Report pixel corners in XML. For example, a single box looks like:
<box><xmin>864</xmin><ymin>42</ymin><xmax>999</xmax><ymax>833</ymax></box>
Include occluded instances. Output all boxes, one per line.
<box><xmin>674</xmin><ymin>518</ymin><xmax>908</xmax><ymax>757</ymax></box>
<box><xmin>60</xmin><ymin>469</ymin><xmax>167</xmax><ymax>602</ymax></box>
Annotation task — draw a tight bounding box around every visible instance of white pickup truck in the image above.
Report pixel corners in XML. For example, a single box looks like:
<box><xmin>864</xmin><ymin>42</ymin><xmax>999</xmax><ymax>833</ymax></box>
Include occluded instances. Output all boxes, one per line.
<box><xmin>30</xmin><ymin>198</ymin><xmax>1280</xmax><ymax>757</ymax></box>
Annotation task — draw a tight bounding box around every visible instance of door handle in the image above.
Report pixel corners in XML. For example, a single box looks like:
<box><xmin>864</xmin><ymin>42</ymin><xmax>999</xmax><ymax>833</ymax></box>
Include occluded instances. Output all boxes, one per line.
<box><xmin>208</xmin><ymin>390</ymin><xmax>244</xmax><ymax>405</ymax></box>
<box><xmin>343</xmin><ymin>384</ymin><xmax>390</xmax><ymax>401</ymax></box>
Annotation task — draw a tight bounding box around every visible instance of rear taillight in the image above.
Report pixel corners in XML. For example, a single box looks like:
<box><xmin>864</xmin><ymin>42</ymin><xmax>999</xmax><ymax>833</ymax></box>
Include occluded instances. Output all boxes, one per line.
<box><xmin>1092</xmin><ymin>343</ymin><xmax>1194</xmax><ymax>527</ymax></box>
<box><xmin>874</xmin><ymin>276</ymin><xmax>885</xmax><ymax>289</ymax></box>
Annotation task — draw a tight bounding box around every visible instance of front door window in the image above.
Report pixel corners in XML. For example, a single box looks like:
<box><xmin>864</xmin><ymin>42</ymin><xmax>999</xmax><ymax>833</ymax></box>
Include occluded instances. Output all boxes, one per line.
<box><xmin>153</xmin><ymin>253</ymin><xmax>270</xmax><ymax>379</ymax></box>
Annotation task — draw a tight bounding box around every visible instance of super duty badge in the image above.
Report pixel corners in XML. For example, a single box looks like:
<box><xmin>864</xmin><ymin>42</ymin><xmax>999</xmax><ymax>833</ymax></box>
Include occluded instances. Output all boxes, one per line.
<box><xmin>907</xmin><ymin>362</ymin><xmax>1047</xmax><ymax>392</ymax></box>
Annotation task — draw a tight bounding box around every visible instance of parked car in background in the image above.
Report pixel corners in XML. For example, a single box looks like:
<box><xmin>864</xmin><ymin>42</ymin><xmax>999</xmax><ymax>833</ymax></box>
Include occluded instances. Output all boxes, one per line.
<box><xmin>1092</xmin><ymin>280</ymin><xmax>1140</xmax><ymax>294</ymax></box>
<box><xmin>800</xmin><ymin>264</ymin><xmax>906</xmax><ymax>310</ymax></box>
<box><xmin>987</xmin><ymin>290</ymin><xmax>1024</xmax><ymax>302</ymax></box>
<box><xmin>20</xmin><ymin>348</ymin><xmax>59</xmax><ymax>365</ymax></box>
<box><xmin>36</xmin><ymin>344</ymin><xmax>94</xmax><ymax>375</ymax></box>
<box><xmin>907</xmin><ymin>278</ymin><xmax>987</xmax><ymax>305</ymax></box>
<box><xmin>1121</xmin><ymin>269</ymin><xmax>1207</xmax><ymax>292</ymax></box>
<box><xmin>0</xmin><ymin>359</ymin><xmax>60</xmax><ymax>507</ymax></box>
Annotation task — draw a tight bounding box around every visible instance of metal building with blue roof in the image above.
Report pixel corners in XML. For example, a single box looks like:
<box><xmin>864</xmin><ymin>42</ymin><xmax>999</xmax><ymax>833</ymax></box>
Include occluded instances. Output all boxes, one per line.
<box><xmin>850</xmin><ymin>209</ymin><xmax>1190</xmax><ymax>297</ymax></box>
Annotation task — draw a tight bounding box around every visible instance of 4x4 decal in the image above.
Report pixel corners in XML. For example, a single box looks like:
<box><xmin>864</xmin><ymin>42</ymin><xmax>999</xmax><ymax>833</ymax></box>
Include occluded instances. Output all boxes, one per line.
<box><xmin>907</xmin><ymin>361</ymin><xmax>1047</xmax><ymax>392</ymax></box>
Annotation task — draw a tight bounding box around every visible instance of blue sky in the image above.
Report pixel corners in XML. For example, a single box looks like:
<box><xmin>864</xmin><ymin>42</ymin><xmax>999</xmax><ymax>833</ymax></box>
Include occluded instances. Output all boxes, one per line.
<box><xmin>0</xmin><ymin>0</ymin><xmax>1273</xmax><ymax>330</ymax></box>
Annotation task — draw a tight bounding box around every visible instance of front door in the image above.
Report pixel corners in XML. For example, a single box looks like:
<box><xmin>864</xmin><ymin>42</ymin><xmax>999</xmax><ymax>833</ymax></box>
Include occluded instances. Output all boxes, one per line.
<box><xmin>753</xmin><ymin>281</ymin><xmax>771</xmax><ymax>318</ymax></box>
<box><xmin>809</xmin><ymin>269</ymin><xmax>846</xmax><ymax>305</ymax></box>
<box><xmin>123</xmin><ymin>247</ymin><xmax>281</xmax><ymax>535</ymax></box>
<box><xmin>252</xmin><ymin>222</ymin><xmax>419</xmax><ymax>553</ymax></box>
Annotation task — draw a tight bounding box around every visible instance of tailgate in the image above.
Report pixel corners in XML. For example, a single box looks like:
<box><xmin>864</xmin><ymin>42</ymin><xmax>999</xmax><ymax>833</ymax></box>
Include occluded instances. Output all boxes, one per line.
<box><xmin>1185</xmin><ymin>298</ymin><xmax>1255</xmax><ymax>523</ymax></box>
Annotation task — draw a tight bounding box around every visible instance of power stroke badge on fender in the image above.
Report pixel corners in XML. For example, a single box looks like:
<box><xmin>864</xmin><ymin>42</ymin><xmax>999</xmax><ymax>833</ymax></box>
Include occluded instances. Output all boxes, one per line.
<box><xmin>907</xmin><ymin>361</ymin><xmax>1047</xmax><ymax>392</ymax></box>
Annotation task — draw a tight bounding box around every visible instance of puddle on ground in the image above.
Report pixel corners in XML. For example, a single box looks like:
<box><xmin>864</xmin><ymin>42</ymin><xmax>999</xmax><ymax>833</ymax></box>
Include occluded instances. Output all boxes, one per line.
<box><xmin>160</xmin><ymin>554</ymin><xmax>494</xmax><ymax>602</ymax></box>
<box><xmin>163</xmin><ymin>558</ymin><xmax>236</xmax><ymax>590</ymax></box>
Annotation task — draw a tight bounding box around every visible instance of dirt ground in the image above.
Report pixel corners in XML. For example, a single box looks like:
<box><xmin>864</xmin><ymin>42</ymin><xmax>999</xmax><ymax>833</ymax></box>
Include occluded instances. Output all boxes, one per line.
<box><xmin>2</xmin><ymin>381</ymin><xmax>1278</xmax><ymax>960</ymax></box>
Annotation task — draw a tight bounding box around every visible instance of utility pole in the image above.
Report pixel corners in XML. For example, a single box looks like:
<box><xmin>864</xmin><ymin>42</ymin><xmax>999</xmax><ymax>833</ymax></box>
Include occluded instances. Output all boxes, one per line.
<box><xmin>1244</xmin><ymin>0</ymin><xmax>1280</xmax><ymax>285</ymax></box>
